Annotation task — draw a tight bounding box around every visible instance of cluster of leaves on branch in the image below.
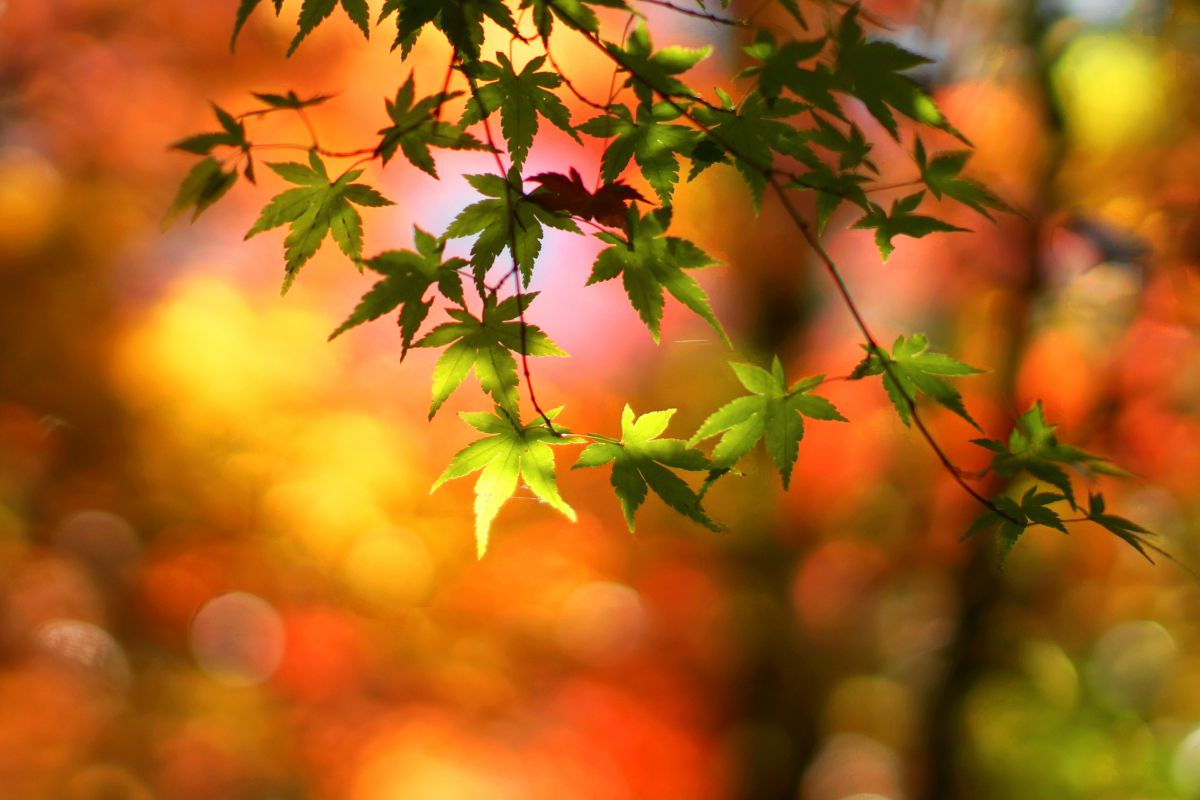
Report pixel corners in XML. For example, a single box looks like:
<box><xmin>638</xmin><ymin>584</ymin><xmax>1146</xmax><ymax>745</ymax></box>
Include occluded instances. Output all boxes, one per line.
<box><xmin>168</xmin><ymin>0</ymin><xmax>1155</xmax><ymax>561</ymax></box>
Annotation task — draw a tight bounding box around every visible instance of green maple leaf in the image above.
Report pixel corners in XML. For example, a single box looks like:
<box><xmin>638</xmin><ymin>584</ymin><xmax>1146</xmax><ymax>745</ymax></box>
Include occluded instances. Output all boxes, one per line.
<box><xmin>832</xmin><ymin>6</ymin><xmax>962</xmax><ymax>141</ymax></box>
<box><xmin>971</xmin><ymin>402</ymin><xmax>1129</xmax><ymax>509</ymax></box>
<box><xmin>690</xmin><ymin>358</ymin><xmax>846</xmax><ymax>488</ymax></box>
<box><xmin>251</xmin><ymin>89</ymin><xmax>335</xmax><ymax>111</ymax></box>
<box><xmin>689</xmin><ymin>90</ymin><xmax>813</xmax><ymax>212</ymax></box>
<box><xmin>578</xmin><ymin>102</ymin><xmax>699</xmax><ymax>206</ymax></box>
<box><xmin>852</xmin><ymin>192</ymin><xmax>967</xmax><ymax>261</ymax></box>
<box><xmin>518</xmin><ymin>0</ymin><xmax>608</xmax><ymax>40</ymax></box>
<box><xmin>444</xmin><ymin>170</ymin><xmax>579</xmax><ymax>284</ymax></box>
<box><xmin>170</xmin><ymin>104</ymin><xmax>249</xmax><ymax>157</ymax></box>
<box><xmin>414</xmin><ymin>291</ymin><xmax>566</xmax><ymax>418</ymax></box>
<box><xmin>851</xmin><ymin>333</ymin><xmax>984</xmax><ymax>431</ymax></box>
<box><xmin>962</xmin><ymin>489</ymin><xmax>1069</xmax><ymax>562</ymax></box>
<box><xmin>588</xmin><ymin>207</ymin><xmax>729</xmax><ymax>346</ymax></box>
<box><xmin>1087</xmin><ymin>493</ymin><xmax>1153</xmax><ymax>562</ymax></box>
<box><xmin>231</xmin><ymin>0</ymin><xmax>284</xmax><ymax>50</ymax></box>
<box><xmin>379</xmin><ymin>0</ymin><xmax>518</xmax><ymax>60</ymax></box>
<box><xmin>460</xmin><ymin>53</ymin><xmax>581</xmax><ymax>170</ymax></box>
<box><xmin>163</xmin><ymin>157</ymin><xmax>238</xmax><ymax>227</ymax></box>
<box><xmin>245</xmin><ymin>152</ymin><xmax>395</xmax><ymax>294</ymax></box>
<box><xmin>329</xmin><ymin>226</ymin><xmax>466</xmax><ymax>355</ymax></box>
<box><xmin>574</xmin><ymin>405</ymin><xmax>718</xmax><ymax>531</ymax></box>
<box><xmin>740</xmin><ymin>31</ymin><xmax>839</xmax><ymax>112</ymax></box>
<box><xmin>288</xmin><ymin>0</ymin><xmax>371</xmax><ymax>56</ymax></box>
<box><xmin>608</xmin><ymin>21</ymin><xmax>710</xmax><ymax>109</ymax></box>
<box><xmin>914</xmin><ymin>138</ymin><xmax>1012</xmax><ymax>221</ymax></box>
<box><xmin>433</xmin><ymin>407</ymin><xmax>580</xmax><ymax>557</ymax></box>
<box><xmin>376</xmin><ymin>75</ymin><xmax>490</xmax><ymax>177</ymax></box>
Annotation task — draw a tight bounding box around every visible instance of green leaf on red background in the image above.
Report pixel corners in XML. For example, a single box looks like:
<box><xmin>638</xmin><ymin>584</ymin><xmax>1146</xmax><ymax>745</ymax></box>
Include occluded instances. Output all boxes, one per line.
<box><xmin>460</xmin><ymin>53</ymin><xmax>581</xmax><ymax>170</ymax></box>
<box><xmin>574</xmin><ymin>405</ymin><xmax>718</xmax><ymax>532</ymax></box>
<box><xmin>170</xmin><ymin>104</ymin><xmax>249</xmax><ymax>156</ymax></box>
<box><xmin>832</xmin><ymin>5</ymin><xmax>963</xmax><ymax>141</ymax></box>
<box><xmin>444</xmin><ymin>170</ymin><xmax>580</xmax><ymax>284</ymax></box>
<box><xmin>163</xmin><ymin>157</ymin><xmax>238</xmax><ymax>227</ymax></box>
<box><xmin>914</xmin><ymin>138</ymin><xmax>1012</xmax><ymax>220</ymax></box>
<box><xmin>691</xmin><ymin>359</ymin><xmax>846</xmax><ymax>488</ymax></box>
<box><xmin>689</xmin><ymin>90</ymin><xmax>814</xmax><ymax>212</ymax></box>
<box><xmin>850</xmin><ymin>333</ymin><xmax>984</xmax><ymax>431</ymax></box>
<box><xmin>414</xmin><ymin>291</ymin><xmax>566</xmax><ymax>418</ymax></box>
<box><xmin>852</xmin><ymin>192</ymin><xmax>968</xmax><ymax>260</ymax></box>
<box><xmin>433</xmin><ymin>407</ymin><xmax>581</xmax><ymax>557</ymax></box>
<box><xmin>588</xmin><ymin>207</ymin><xmax>729</xmax><ymax>346</ymax></box>
<box><xmin>379</xmin><ymin>0</ymin><xmax>518</xmax><ymax>60</ymax></box>
<box><xmin>578</xmin><ymin>102</ymin><xmax>699</xmax><ymax>206</ymax></box>
<box><xmin>376</xmin><ymin>75</ymin><xmax>490</xmax><ymax>177</ymax></box>
<box><xmin>245</xmin><ymin>151</ymin><xmax>394</xmax><ymax>294</ymax></box>
<box><xmin>329</xmin><ymin>226</ymin><xmax>466</xmax><ymax>355</ymax></box>
<box><xmin>287</xmin><ymin>0</ymin><xmax>371</xmax><ymax>55</ymax></box>
<box><xmin>971</xmin><ymin>402</ymin><xmax>1130</xmax><ymax>509</ymax></box>
<box><xmin>607</xmin><ymin>21</ymin><xmax>711</xmax><ymax>109</ymax></box>
<box><xmin>740</xmin><ymin>30</ymin><xmax>838</xmax><ymax>110</ymax></box>
<box><xmin>231</xmin><ymin>0</ymin><xmax>284</xmax><ymax>50</ymax></box>
<box><xmin>252</xmin><ymin>89</ymin><xmax>335</xmax><ymax>111</ymax></box>
<box><xmin>519</xmin><ymin>0</ymin><xmax>611</xmax><ymax>40</ymax></box>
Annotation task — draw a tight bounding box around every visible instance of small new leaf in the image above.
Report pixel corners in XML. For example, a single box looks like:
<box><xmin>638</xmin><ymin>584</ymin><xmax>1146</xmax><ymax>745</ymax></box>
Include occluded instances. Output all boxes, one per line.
<box><xmin>329</xmin><ymin>226</ymin><xmax>467</xmax><ymax>355</ymax></box>
<box><xmin>245</xmin><ymin>152</ymin><xmax>394</xmax><ymax>294</ymax></box>
<box><xmin>574</xmin><ymin>405</ymin><xmax>718</xmax><ymax>532</ymax></box>
<box><xmin>414</xmin><ymin>291</ymin><xmax>566</xmax><ymax>418</ymax></box>
<box><xmin>433</xmin><ymin>407</ymin><xmax>581</xmax><ymax>557</ymax></box>
<box><xmin>691</xmin><ymin>358</ymin><xmax>846</xmax><ymax>488</ymax></box>
<box><xmin>851</xmin><ymin>333</ymin><xmax>984</xmax><ymax>431</ymax></box>
<box><xmin>588</xmin><ymin>207</ymin><xmax>729</xmax><ymax>346</ymax></box>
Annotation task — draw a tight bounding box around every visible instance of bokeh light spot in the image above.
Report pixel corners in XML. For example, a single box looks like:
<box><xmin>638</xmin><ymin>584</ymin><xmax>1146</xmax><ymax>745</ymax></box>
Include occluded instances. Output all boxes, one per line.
<box><xmin>341</xmin><ymin>527</ymin><xmax>435</xmax><ymax>609</ymax></box>
<box><xmin>556</xmin><ymin>581</ymin><xmax>647</xmax><ymax>663</ymax></box>
<box><xmin>36</xmin><ymin>619</ymin><xmax>130</xmax><ymax>687</ymax></box>
<box><xmin>1172</xmin><ymin>726</ymin><xmax>1200</xmax><ymax>798</ymax></box>
<box><xmin>1089</xmin><ymin>619</ymin><xmax>1176</xmax><ymax>712</ymax></box>
<box><xmin>189</xmin><ymin>592</ymin><xmax>285</xmax><ymax>686</ymax></box>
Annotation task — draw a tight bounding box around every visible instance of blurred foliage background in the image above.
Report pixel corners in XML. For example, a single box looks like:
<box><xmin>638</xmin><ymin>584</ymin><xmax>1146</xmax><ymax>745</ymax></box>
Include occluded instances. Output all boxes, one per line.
<box><xmin>1</xmin><ymin>0</ymin><xmax>1199</xmax><ymax>798</ymax></box>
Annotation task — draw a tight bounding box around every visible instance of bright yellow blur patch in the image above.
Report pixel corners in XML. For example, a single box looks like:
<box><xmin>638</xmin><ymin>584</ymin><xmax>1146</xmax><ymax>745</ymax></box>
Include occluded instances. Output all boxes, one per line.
<box><xmin>1053</xmin><ymin>33</ymin><xmax>1168</xmax><ymax>152</ymax></box>
<box><xmin>117</xmin><ymin>275</ymin><xmax>337</xmax><ymax>426</ymax></box>
<box><xmin>0</xmin><ymin>148</ymin><xmax>62</xmax><ymax>262</ymax></box>
<box><xmin>340</xmin><ymin>527</ymin><xmax>435</xmax><ymax>608</ymax></box>
<box><xmin>116</xmin><ymin>274</ymin><xmax>431</xmax><ymax>569</ymax></box>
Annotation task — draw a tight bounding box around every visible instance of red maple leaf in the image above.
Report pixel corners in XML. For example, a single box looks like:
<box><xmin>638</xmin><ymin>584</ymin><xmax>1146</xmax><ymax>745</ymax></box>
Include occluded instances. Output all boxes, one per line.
<box><xmin>528</xmin><ymin>168</ymin><xmax>647</xmax><ymax>229</ymax></box>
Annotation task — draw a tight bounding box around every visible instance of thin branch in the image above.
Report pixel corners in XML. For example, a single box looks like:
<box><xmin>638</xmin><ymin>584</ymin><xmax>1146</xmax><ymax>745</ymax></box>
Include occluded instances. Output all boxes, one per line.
<box><xmin>461</xmin><ymin>70</ymin><xmax>561</xmax><ymax>435</ymax></box>
<box><xmin>249</xmin><ymin>143</ymin><xmax>378</xmax><ymax>159</ymax></box>
<box><xmin>634</xmin><ymin>0</ymin><xmax>750</xmax><ymax>27</ymax></box>
<box><xmin>768</xmin><ymin>173</ymin><xmax>1015</xmax><ymax>521</ymax></box>
<box><xmin>295</xmin><ymin>107</ymin><xmax>319</xmax><ymax>147</ymax></box>
<box><xmin>546</xmin><ymin>0</ymin><xmax>1019</xmax><ymax>523</ymax></box>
